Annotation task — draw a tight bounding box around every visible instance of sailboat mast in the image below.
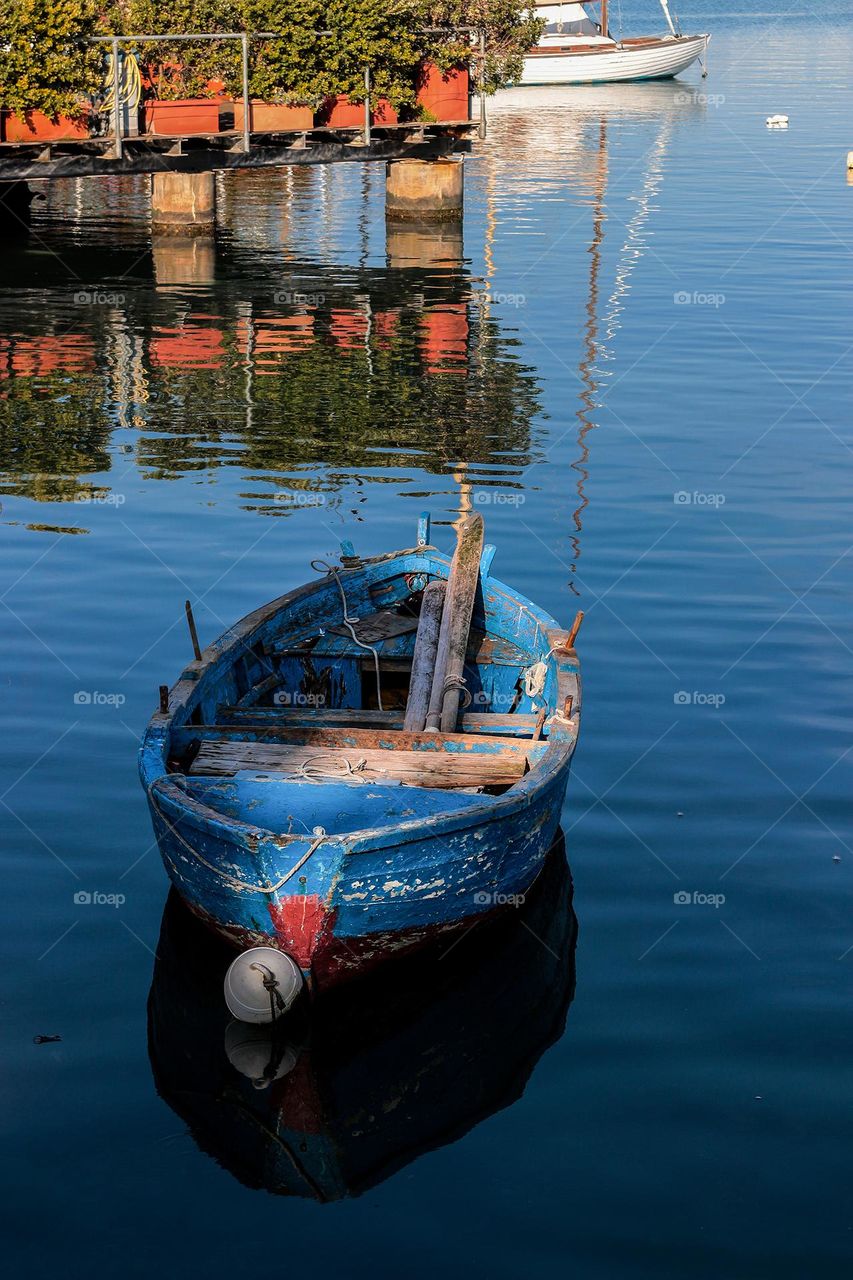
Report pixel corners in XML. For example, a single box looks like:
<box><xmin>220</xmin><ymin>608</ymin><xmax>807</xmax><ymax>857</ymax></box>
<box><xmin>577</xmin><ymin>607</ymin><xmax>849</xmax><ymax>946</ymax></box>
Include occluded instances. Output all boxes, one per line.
<box><xmin>600</xmin><ymin>0</ymin><xmax>608</xmax><ymax>37</ymax></box>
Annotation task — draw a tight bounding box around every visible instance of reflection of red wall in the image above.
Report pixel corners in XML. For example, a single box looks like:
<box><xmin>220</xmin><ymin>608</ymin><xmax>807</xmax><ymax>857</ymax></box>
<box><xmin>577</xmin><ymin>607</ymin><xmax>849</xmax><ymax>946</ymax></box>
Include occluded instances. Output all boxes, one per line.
<box><xmin>372</xmin><ymin>310</ymin><xmax>399</xmax><ymax>349</ymax></box>
<box><xmin>249</xmin><ymin>315</ymin><xmax>315</xmax><ymax>370</ymax></box>
<box><xmin>421</xmin><ymin>304</ymin><xmax>468</xmax><ymax>374</ymax></box>
<box><xmin>150</xmin><ymin>324</ymin><xmax>225</xmax><ymax>369</ymax></box>
<box><xmin>0</xmin><ymin>334</ymin><xmax>95</xmax><ymax>378</ymax></box>
<box><xmin>330</xmin><ymin>309</ymin><xmax>369</xmax><ymax>350</ymax></box>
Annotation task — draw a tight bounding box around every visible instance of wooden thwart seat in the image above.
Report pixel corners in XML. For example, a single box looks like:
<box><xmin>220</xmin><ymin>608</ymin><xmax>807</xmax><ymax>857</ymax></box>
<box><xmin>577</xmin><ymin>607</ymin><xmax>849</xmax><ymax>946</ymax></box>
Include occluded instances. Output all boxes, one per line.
<box><xmin>218</xmin><ymin>707</ymin><xmax>541</xmax><ymax>737</ymax></box>
<box><xmin>188</xmin><ymin>738</ymin><xmax>528</xmax><ymax>789</ymax></box>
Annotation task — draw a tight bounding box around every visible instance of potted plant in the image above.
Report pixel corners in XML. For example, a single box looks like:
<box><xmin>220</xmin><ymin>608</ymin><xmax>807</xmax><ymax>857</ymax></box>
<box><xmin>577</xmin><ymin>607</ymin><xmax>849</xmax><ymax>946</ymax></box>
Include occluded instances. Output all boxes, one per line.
<box><xmin>309</xmin><ymin>0</ymin><xmax>420</xmax><ymax>128</ymax></box>
<box><xmin>0</xmin><ymin>0</ymin><xmax>101</xmax><ymax>142</ymax></box>
<box><xmin>128</xmin><ymin>0</ymin><xmax>240</xmax><ymax>135</ymax></box>
<box><xmin>228</xmin><ymin>0</ymin><xmax>319</xmax><ymax>132</ymax></box>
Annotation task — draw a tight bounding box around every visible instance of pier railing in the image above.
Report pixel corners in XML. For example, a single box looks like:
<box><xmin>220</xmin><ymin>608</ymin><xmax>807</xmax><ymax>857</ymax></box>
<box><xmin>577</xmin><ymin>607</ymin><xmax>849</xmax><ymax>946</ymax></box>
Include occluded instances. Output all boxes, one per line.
<box><xmin>91</xmin><ymin>29</ymin><xmax>486</xmax><ymax>162</ymax></box>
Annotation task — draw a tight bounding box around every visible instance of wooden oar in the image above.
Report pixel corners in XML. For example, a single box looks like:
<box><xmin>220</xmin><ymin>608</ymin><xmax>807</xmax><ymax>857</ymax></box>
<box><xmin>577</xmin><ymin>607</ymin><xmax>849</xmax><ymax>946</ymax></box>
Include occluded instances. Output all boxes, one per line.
<box><xmin>403</xmin><ymin>579</ymin><xmax>446</xmax><ymax>733</ymax></box>
<box><xmin>424</xmin><ymin>513</ymin><xmax>485</xmax><ymax>734</ymax></box>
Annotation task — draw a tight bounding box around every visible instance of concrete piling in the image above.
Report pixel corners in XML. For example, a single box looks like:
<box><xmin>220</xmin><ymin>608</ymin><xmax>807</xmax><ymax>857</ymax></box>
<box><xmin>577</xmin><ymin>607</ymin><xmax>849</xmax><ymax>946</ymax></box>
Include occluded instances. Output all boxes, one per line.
<box><xmin>385</xmin><ymin>158</ymin><xmax>463</xmax><ymax>224</ymax></box>
<box><xmin>151</xmin><ymin>171</ymin><xmax>216</xmax><ymax>236</ymax></box>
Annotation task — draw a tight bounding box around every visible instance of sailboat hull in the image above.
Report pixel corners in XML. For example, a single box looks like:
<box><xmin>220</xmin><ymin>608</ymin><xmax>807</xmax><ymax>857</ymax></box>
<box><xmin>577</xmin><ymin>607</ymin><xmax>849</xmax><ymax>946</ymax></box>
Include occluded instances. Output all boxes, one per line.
<box><xmin>521</xmin><ymin>34</ymin><xmax>708</xmax><ymax>85</ymax></box>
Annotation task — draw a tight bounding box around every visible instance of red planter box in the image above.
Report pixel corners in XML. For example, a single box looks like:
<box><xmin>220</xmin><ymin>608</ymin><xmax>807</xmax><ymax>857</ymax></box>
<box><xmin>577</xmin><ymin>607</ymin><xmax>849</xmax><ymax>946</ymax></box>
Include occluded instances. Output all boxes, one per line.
<box><xmin>416</xmin><ymin>64</ymin><xmax>470</xmax><ymax>122</ymax></box>
<box><xmin>144</xmin><ymin>99</ymin><xmax>220</xmax><ymax>137</ymax></box>
<box><xmin>232</xmin><ymin>101</ymin><xmax>313</xmax><ymax>132</ymax></box>
<box><xmin>317</xmin><ymin>95</ymin><xmax>398</xmax><ymax>128</ymax></box>
<box><xmin>1</xmin><ymin>109</ymin><xmax>90</xmax><ymax>143</ymax></box>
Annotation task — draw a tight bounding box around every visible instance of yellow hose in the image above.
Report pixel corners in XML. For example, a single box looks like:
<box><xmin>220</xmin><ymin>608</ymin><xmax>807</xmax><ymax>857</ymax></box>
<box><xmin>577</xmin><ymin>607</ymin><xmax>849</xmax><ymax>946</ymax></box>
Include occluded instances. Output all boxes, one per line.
<box><xmin>102</xmin><ymin>50</ymin><xmax>143</xmax><ymax>113</ymax></box>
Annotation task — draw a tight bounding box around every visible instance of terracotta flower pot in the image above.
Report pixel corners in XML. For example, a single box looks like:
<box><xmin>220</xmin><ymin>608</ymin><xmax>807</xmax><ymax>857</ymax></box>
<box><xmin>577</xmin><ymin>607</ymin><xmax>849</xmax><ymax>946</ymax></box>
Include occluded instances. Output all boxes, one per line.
<box><xmin>232</xmin><ymin>101</ymin><xmax>314</xmax><ymax>132</ymax></box>
<box><xmin>1</xmin><ymin>109</ymin><xmax>90</xmax><ymax>143</ymax></box>
<box><xmin>143</xmin><ymin>99</ymin><xmax>220</xmax><ymax>137</ymax></box>
<box><xmin>317</xmin><ymin>95</ymin><xmax>398</xmax><ymax>128</ymax></box>
<box><xmin>416</xmin><ymin>64</ymin><xmax>470</xmax><ymax>122</ymax></box>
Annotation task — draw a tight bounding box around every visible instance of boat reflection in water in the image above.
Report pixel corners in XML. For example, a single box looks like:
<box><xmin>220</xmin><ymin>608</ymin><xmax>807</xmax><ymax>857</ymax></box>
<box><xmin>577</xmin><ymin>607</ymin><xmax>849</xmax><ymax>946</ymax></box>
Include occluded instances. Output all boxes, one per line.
<box><xmin>147</xmin><ymin>837</ymin><xmax>576</xmax><ymax>1200</ymax></box>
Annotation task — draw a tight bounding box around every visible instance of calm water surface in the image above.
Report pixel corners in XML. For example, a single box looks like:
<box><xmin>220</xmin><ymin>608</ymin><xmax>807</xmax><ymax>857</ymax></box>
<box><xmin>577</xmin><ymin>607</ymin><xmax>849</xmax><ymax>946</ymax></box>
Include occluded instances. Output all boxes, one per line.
<box><xmin>2</xmin><ymin>8</ymin><xmax>852</xmax><ymax>1275</ymax></box>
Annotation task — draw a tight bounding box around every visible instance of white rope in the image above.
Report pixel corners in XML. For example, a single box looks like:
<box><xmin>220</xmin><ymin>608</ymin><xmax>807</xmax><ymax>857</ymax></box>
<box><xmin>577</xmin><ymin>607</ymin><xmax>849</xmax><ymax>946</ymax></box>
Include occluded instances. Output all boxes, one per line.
<box><xmin>295</xmin><ymin>753</ymin><xmax>375</xmax><ymax>784</ymax></box>
<box><xmin>311</xmin><ymin>559</ymin><xmax>384</xmax><ymax>711</ymax></box>
<box><xmin>150</xmin><ymin>786</ymin><xmax>326</xmax><ymax>894</ymax></box>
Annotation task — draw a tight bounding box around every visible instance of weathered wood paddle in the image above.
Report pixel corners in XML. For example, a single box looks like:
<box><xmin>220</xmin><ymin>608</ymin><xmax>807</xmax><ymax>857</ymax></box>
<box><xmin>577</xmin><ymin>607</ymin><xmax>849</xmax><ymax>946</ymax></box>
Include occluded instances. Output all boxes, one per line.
<box><xmin>404</xmin><ymin>578</ymin><xmax>446</xmax><ymax>733</ymax></box>
<box><xmin>424</xmin><ymin>513</ymin><xmax>485</xmax><ymax>734</ymax></box>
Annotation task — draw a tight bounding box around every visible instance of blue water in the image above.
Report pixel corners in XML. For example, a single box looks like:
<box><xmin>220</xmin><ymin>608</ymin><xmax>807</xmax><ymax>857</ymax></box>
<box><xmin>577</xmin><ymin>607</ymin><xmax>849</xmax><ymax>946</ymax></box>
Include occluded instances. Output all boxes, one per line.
<box><xmin>2</xmin><ymin>8</ymin><xmax>852</xmax><ymax>1274</ymax></box>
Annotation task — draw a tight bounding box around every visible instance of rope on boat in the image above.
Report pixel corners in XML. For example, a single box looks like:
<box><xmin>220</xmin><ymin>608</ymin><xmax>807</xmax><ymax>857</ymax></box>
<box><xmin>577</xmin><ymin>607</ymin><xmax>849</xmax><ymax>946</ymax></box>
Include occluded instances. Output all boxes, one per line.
<box><xmin>250</xmin><ymin>961</ymin><xmax>288</xmax><ymax>1023</ymax></box>
<box><xmin>442</xmin><ymin>671</ymin><xmax>472</xmax><ymax>709</ymax></box>
<box><xmin>149</xmin><ymin>787</ymin><xmax>326</xmax><ymax>893</ymax></box>
<box><xmin>296</xmin><ymin>753</ymin><xmax>374</xmax><ymax>784</ymax></box>
<box><xmin>311</xmin><ymin>559</ymin><xmax>384</xmax><ymax>711</ymax></box>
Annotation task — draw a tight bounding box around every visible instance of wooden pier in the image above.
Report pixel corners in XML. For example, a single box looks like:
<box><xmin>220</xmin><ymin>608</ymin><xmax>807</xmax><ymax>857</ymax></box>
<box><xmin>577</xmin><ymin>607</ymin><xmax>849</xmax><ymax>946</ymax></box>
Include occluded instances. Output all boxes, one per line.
<box><xmin>0</xmin><ymin>120</ymin><xmax>475</xmax><ymax>183</ymax></box>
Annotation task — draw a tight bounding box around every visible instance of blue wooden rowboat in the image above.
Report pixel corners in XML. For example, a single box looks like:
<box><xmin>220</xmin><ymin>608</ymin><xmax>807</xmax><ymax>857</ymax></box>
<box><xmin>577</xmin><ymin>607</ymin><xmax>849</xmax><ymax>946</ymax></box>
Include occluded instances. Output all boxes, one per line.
<box><xmin>139</xmin><ymin>513</ymin><xmax>582</xmax><ymax>991</ymax></box>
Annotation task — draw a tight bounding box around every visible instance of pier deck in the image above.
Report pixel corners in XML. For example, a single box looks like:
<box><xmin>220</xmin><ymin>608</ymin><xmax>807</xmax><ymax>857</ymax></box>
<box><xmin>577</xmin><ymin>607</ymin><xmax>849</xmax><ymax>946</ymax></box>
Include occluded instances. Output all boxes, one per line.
<box><xmin>0</xmin><ymin>121</ymin><xmax>475</xmax><ymax>183</ymax></box>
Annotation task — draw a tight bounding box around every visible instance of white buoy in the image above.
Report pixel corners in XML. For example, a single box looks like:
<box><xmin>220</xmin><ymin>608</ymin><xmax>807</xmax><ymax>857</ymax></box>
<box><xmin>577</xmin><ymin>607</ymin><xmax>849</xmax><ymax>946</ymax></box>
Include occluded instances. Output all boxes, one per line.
<box><xmin>766</xmin><ymin>115</ymin><xmax>789</xmax><ymax>129</ymax></box>
<box><xmin>224</xmin><ymin>946</ymin><xmax>303</xmax><ymax>1023</ymax></box>
<box><xmin>224</xmin><ymin>1020</ymin><xmax>299</xmax><ymax>1088</ymax></box>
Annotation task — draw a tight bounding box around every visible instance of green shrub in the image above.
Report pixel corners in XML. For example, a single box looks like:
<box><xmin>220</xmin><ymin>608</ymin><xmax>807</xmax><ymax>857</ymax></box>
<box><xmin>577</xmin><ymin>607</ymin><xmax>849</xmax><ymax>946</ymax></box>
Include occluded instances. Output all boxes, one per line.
<box><xmin>0</xmin><ymin>0</ymin><xmax>103</xmax><ymax>120</ymax></box>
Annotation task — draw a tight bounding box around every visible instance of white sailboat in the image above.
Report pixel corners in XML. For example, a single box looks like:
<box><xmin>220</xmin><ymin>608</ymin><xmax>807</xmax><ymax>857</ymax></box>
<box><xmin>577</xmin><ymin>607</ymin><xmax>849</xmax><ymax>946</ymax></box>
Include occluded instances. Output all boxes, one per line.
<box><xmin>520</xmin><ymin>1</ymin><xmax>709</xmax><ymax>85</ymax></box>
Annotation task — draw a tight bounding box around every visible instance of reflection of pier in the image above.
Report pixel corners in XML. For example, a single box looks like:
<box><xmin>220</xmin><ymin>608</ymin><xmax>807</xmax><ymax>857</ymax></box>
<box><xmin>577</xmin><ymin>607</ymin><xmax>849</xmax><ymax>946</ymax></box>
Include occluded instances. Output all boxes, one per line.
<box><xmin>0</xmin><ymin>209</ymin><xmax>543</xmax><ymax>511</ymax></box>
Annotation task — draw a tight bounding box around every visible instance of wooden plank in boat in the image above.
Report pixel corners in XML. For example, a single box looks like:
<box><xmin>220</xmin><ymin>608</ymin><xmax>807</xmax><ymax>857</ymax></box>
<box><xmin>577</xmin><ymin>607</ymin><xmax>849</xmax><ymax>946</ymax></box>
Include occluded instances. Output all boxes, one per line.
<box><xmin>176</xmin><ymin>724</ymin><xmax>531</xmax><ymax>756</ymax></box>
<box><xmin>188</xmin><ymin>741</ymin><xmax>527</xmax><ymax>788</ymax></box>
<box><xmin>271</xmin><ymin>628</ymin><xmax>528</xmax><ymax>666</ymax></box>
<box><xmin>326</xmin><ymin>609</ymin><xmax>420</xmax><ymax>644</ymax></box>
<box><xmin>217</xmin><ymin>707</ymin><xmax>541</xmax><ymax>736</ymax></box>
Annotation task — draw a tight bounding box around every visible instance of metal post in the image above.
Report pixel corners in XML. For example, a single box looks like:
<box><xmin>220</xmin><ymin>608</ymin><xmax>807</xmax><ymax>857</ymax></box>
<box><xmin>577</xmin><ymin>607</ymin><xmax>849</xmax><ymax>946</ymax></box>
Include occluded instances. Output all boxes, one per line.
<box><xmin>478</xmin><ymin>29</ymin><xmax>487</xmax><ymax>140</ymax></box>
<box><xmin>111</xmin><ymin>37</ymin><xmax>123</xmax><ymax>160</ymax></box>
<box><xmin>241</xmin><ymin>33</ymin><xmax>250</xmax><ymax>152</ymax></box>
<box><xmin>364</xmin><ymin>67</ymin><xmax>371</xmax><ymax>147</ymax></box>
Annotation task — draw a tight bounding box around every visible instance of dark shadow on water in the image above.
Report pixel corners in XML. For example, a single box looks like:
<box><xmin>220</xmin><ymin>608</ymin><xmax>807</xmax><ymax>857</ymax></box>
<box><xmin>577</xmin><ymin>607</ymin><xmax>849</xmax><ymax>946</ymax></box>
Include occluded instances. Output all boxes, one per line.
<box><xmin>147</xmin><ymin>836</ymin><xmax>577</xmax><ymax>1201</ymax></box>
